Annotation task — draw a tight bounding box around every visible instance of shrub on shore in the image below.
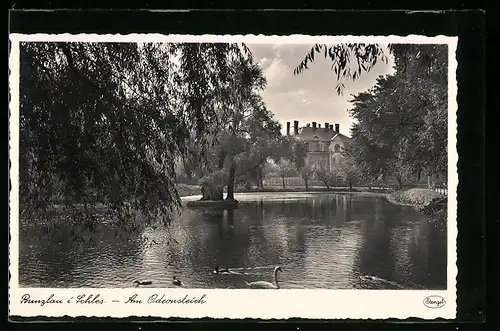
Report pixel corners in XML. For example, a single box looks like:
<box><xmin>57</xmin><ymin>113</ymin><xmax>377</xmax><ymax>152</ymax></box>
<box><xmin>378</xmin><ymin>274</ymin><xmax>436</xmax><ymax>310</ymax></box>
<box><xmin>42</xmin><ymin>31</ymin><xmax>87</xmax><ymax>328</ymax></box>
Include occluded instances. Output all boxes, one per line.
<box><xmin>176</xmin><ymin>183</ymin><xmax>201</xmax><ymax>197</ymax></box>
<box><xmin>388</xmin><ymin>188</ymin><xmax>443</xmax><ymax>207</ymax></box>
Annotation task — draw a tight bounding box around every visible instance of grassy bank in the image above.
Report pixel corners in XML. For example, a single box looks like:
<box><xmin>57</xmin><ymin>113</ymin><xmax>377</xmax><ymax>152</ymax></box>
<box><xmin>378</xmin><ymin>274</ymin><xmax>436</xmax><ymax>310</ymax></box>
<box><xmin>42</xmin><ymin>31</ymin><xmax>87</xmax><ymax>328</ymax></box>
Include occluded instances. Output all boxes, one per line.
<box><xmin>176</xmin><ymin>183</ymin><xmax>202</xmax><ymax>198</ymax></box>
<box><xmin>177</xmin><ymin>184</ymin><xmax>445</xmax><ymax>202</ymax></box>
<box><xmin>234</xmin><ymin>186</ymin><xmax>386</xmax><ymax>193</ymax></box>
<box><xmin>176</xmin><ymin>184</ymin><xmax>446</xmax><ymax>218</ymax></box>
<box><xmin>175</xmin><ymin>183</ymin><xmax>390</xmax><ymax>197</ymax></box>
<box><xmin>387</xmin><ymin>188</ymin><xmax>444</xmax><ymax>209</ymax></box>
<box><xmin>387</xmin><ymin>188</ymin><xmax>447</xmax><ymax>221</ymax></box>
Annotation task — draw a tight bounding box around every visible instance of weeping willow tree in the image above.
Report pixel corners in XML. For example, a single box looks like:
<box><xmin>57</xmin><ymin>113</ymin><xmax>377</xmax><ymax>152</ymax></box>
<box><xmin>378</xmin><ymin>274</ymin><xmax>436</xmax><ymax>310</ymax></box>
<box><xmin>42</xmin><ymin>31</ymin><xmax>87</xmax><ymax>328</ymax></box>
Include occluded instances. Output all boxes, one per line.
<box><xmin>180</xmin><ymin>48</ymin><xmax>285</xmax><ymax>202</ymax></box>
<box><xmin>17</xmin><ymin>41</ymin><xmax>255</xmax><ymax>239</ymax></box>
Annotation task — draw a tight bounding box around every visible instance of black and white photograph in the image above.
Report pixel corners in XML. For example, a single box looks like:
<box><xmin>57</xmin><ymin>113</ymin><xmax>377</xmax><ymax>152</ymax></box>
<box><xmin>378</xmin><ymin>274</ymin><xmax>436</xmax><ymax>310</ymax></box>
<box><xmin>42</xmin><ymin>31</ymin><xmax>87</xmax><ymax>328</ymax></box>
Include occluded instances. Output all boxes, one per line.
<box><xmin>9</xmin><ymin>34</ymin><xmax>458</xmax><ymax>319</ymax></box>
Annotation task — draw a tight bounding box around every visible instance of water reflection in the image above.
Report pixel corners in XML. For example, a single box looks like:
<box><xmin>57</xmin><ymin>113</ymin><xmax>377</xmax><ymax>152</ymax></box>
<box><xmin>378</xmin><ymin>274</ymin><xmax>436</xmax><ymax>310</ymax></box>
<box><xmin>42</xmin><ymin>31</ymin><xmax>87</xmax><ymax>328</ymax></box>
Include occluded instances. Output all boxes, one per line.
<box><xmin>19</xmin><ymin>193</ymin><xmax>447</xmax><ymax>290</ymax></box>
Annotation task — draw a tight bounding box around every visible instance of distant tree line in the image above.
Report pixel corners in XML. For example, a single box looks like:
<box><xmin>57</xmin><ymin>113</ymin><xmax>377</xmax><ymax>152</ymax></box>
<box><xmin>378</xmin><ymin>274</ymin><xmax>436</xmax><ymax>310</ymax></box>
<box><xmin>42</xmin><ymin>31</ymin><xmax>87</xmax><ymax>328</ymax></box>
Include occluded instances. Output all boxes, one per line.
<box><xmin>295</xmin><ymin>44</ymin><xmax>448</xmax><ymax>189</ymax></box>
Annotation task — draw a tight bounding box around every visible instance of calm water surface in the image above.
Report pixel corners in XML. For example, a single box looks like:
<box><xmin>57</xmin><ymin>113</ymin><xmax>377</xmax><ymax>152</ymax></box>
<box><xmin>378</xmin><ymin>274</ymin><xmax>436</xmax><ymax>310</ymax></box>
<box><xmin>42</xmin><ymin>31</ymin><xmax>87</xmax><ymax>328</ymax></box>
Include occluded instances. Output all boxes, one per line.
<box><xmin>19</xmin><ymin>193</ymin><xmax>447</xmax><ymax>289</ymax></box>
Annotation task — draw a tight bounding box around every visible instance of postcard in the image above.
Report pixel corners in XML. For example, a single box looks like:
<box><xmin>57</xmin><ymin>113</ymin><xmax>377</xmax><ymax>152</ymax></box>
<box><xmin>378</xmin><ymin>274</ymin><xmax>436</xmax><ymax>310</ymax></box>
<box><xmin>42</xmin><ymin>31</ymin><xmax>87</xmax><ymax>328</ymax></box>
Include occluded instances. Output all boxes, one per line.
<box><xmin>9</xmin><ymin>33</ymin><xmax>457</xmax><ymax>319</ymax></box>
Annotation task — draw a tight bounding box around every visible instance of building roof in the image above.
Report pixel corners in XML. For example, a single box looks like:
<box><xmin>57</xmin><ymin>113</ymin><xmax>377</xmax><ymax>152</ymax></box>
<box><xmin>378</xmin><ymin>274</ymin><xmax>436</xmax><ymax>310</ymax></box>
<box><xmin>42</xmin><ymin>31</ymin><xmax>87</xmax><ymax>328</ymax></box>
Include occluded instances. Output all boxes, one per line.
<box><xmin>298</xmin><ymin>127</ymin><xmax>335</xmax><ymax>141</ymax></box>
<box><xmin>331</xmin><ymin>133</ymin><xmax>352</xmax><ymax>150</ymax></box>
<box><xmin>298</xmin><ymin>126</ymin><xmax>350</xmax><ymax>142</ymax></box>
<box><xmin>330</xmin><ymin>133</ymin><xmax>351</xmax><ymax>144</ymax></box>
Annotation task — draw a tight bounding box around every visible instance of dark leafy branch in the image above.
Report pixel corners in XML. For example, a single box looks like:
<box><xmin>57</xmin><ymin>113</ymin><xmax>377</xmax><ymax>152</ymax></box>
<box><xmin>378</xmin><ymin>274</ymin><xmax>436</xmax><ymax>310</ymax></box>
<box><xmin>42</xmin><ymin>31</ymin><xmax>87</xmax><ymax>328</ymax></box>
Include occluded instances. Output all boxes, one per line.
<box><xmin>294</xmin><ymin>44</ymin><xmax>390</xmax><ymax>95</ymax></box>
<box><xmin>294</xmin><ymin>43</ymin><xmax>445</xmax><ymax>96</ymax></box>
<box><xmin>19</xmin><ymin>41</ymin><xmax>257</xmax><ymax>240</ymax></box>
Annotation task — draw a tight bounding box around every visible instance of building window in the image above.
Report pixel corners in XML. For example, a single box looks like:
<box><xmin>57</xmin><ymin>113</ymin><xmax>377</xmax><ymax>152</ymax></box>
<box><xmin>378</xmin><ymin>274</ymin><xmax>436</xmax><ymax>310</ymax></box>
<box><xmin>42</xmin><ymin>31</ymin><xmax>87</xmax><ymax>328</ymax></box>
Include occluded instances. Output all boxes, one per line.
<box><xmin>334</xmin><ymin>144</ymin><xmax>340</xmax><ymax>152</ymax></box>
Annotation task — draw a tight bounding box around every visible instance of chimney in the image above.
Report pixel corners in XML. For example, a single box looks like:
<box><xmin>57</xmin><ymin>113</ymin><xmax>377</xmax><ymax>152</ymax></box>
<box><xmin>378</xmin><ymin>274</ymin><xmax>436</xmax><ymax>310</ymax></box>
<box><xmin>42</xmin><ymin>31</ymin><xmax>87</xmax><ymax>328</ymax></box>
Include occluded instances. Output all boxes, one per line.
<box><xmin>294</xmin><ymin>120</ymin><xmax>299</xmax><ymax>135</ymax></box>
<box><xmin>312</xmin><ymin>122</ymin><xmax>317</xmax><ymax>130</ymax></box>
<box><xmin>329</xmin><ymin>124</ymin><xmax>334</xmax><ymax>131</ymax></box>
<box><xmin>335</xmin><ymin>123</ymin><xmax>340</xmax><ymax>132</ymax></box>
<box><xmin>286</xmin><ymin>122</ymin><xmax>290</xmax><ymax>135</ymax></box>
<box><xmin>324</xmin><ymin>122</ymin><xmax>329</xmax><ymax>132</ymax></box>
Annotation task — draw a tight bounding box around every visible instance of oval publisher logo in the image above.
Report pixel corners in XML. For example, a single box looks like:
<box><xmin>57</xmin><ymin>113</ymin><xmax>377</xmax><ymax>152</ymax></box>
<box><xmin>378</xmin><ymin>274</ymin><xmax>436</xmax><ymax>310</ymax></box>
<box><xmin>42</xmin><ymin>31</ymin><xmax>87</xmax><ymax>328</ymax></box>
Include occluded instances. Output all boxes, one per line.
<box><xmin>423</xmin><ymin>296</ymin><xmax>446</xmax><ymax>309</ymax></box>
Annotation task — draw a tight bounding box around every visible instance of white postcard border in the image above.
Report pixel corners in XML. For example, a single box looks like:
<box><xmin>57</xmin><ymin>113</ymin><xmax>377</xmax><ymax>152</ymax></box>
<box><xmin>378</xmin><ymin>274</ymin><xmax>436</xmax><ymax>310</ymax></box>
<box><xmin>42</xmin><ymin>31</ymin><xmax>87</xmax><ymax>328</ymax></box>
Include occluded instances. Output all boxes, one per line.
<box><xmin>8</xmin><ymin>33</ymin><xmax>458</xmax><ymax>320</ymax></box>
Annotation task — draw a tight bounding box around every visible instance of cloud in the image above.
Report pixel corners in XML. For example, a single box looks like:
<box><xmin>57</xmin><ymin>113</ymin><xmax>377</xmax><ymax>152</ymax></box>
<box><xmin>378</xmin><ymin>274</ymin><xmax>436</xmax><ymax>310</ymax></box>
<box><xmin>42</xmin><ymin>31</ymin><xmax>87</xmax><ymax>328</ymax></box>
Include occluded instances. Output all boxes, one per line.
<box><xmin>257</xmin><ymin>57</ymin><xmax>272</xmax><ymax>70</ymax></box>
<box><xmin>262</xmin><ymin>58</ymin><xmax>288</xmax><ymax>89</ymax></box>
<box><xmin>248</xmin><ymin>43</ymin><xmax>395</xmax><ymax>136</ymax></box>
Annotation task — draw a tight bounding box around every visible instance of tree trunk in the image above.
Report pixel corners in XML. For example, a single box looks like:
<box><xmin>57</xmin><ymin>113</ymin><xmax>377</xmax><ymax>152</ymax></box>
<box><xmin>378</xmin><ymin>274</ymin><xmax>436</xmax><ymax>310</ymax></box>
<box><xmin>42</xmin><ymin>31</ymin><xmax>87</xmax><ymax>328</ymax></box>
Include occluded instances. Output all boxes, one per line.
<box><xmin>258</xmin><ymin>167</ymin><xmax>264</xmax><ymax>188</ymax></box>
<box><xmin>396</xmin><ymin>175</ymin><xmax>403</xmax><ymax>190</ymax></box>
<box><xmin>200</xmin><ymin>149</ymin><xmax>226</xmax><ymax>201</ymax></box>
<box><xmin>200</xmin><ymin>185</ymin><xmax>208</xmax><ymax>200</ymax></box>
<box><xmin>227</xmin><ymin>208</ymin><xmax>235</xmax><ymax>226</ymax></box>
<box><xmin>305</xmin><ymin>179</ymin><xmax>309</xmax><ymax>190</ymax></box>
<box><xmin>214</xmin><ymin>187</ymin><xmax>224</xmax><ymax>200</ymax></box>
<box><xmin>282</xmin><ymin>176</ymin><xmax>285</xmax><ymax>188</ymax></box>
<box><xmin>226</xmin><ymin>161</ymin><xmax>236</xmax><ymax>201</ymax></box>
<box><xmin>200</xmin><ymin>184</ymin><xmax>224</xmax><ymax>201</ymax></box>
<box><xmin>256</xmin><ymin>167</ymin><xmax>260</xmax><ymax>188</ymax></box>
<box><xmin>218</xmin><ymin>149</ymin><xmax>226</xmax><ymax>170</ymax></box>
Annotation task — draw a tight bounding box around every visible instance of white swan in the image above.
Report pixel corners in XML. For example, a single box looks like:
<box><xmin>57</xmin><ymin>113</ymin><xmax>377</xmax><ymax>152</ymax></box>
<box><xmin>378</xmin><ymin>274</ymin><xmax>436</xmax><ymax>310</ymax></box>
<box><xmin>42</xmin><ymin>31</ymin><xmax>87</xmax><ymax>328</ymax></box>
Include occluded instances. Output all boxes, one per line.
<box><xmin>245</xmin><ymin>266</ymin><xmax>282</xmax><ymax>289</ymax></box>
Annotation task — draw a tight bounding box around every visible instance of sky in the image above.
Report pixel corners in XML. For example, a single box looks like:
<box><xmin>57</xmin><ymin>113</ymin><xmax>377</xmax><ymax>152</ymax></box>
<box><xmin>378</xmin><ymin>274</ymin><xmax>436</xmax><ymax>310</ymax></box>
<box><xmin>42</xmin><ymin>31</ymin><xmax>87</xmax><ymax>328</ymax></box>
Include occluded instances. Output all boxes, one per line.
<box><xmin>247</xmin><ymin>44</ymin><xmax>396</xmax><ymax>137</ymax></box>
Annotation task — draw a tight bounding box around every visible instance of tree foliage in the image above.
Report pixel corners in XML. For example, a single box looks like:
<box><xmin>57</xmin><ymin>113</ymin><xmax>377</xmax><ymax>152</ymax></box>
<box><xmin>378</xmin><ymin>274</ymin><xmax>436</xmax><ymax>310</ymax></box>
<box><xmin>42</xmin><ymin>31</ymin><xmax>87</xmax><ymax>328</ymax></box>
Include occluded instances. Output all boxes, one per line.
<box><xmin>334</xmin><ymin>154</ymin><xmax>363</xmax><ymax>190</ymax></box>
<box><xmin>275</xmin><ymin>136</ymin><xmax>309</xmax><ymax>170</ymax></box>
<box><xmin>294</xmin><ymin>44</ymin><xmax>389</xmax><ymax>95</ymax></box>
<box><xmin>314</xmin><ymin>163</ymin><xmax>335</xmax><ymax>189</ymax></box>
<box><xmin>294</xmin><ymin>43</ymin><xmax>446</xmax><ymax>96</ymax></box>
<box><xmin>276</xmin><ymin>159</ymin><xmax>294</xmax><ymax>188</ymax></box>
<box><xmin>347</xmin><ymin>44</ymin><xmax>448</xmax><ymax>187</ymax></box>
<box><xmin>298</xmin><ymin>160</ymin><xmax>315</xmax><ymax>190</ymax></box>
<box><xmin>191</xmin><ymin>50</ymin><xmax>285</xmax><ymax>200</ymax></box>
<box><xmin>295</xmin><ymin>43</ymin><xmax>448</xmax><ymax>188</ymax></box>
<box><xmin>18</xmin><ymin>41</ymin><xmax>256</xmax><ymax>232</ymax></box>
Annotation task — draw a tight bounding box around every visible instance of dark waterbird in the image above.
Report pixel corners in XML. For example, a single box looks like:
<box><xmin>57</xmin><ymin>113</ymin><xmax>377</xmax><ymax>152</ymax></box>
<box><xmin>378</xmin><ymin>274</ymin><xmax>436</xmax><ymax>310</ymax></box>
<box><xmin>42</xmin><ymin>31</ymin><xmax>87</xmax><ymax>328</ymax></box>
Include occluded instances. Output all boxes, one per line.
<box><xmin>134</xmin><ymin>280</ymin><xmax>152</xmax><ymax>286</ymax></box>
<box><xmin>359</xmin><ymin>274</ymin><xmax>380</xmax><ymax>281</ymax></box>
<box><xmin>172</xmin><ymin>276</ymin><xmax>184</xmax><ymax>286</ymax></box>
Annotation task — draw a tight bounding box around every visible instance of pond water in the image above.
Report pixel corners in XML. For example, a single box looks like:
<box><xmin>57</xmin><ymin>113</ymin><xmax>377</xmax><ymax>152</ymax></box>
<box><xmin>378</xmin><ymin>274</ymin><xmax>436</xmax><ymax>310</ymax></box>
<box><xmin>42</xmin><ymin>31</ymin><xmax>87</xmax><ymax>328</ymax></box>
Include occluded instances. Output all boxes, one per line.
<box><xmin>18</xmin><ymin>192</ymin><xmax>447</xmax><ymax>290</ymax></box>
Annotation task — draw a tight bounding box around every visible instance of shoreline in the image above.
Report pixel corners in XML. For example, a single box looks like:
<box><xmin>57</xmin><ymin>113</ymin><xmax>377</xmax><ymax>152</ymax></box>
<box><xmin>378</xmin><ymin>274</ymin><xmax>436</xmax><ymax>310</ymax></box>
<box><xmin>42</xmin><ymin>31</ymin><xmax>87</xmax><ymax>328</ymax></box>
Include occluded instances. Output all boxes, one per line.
<box><xmin>177</xmin><ymin>184</ymin><xmax>446</xmax><ymax>214</ymax></box>
<box><xmin>178</xmin><ymin>185</ymin><xmax>391</xmax><ymax>202</ymax></box>
<box><xmin>178</xmin><ymin>183</ymin><xmax>392</xmax><ymax>197</ymax></box>
<box><xmin>44</xmin><ymin>186</ymin><xmax>446</xmax><ymax>219</ymax></box>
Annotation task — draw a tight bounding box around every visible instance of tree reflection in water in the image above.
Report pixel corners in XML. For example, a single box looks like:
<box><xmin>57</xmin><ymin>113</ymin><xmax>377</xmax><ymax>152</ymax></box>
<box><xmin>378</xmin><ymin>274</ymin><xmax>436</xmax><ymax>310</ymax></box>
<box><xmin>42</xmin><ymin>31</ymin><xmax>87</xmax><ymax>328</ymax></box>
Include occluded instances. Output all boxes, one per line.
<box><xmin>19</xmin><ymin>193</ymin><xmax>447</xmax><ymax>289</ymax></box>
